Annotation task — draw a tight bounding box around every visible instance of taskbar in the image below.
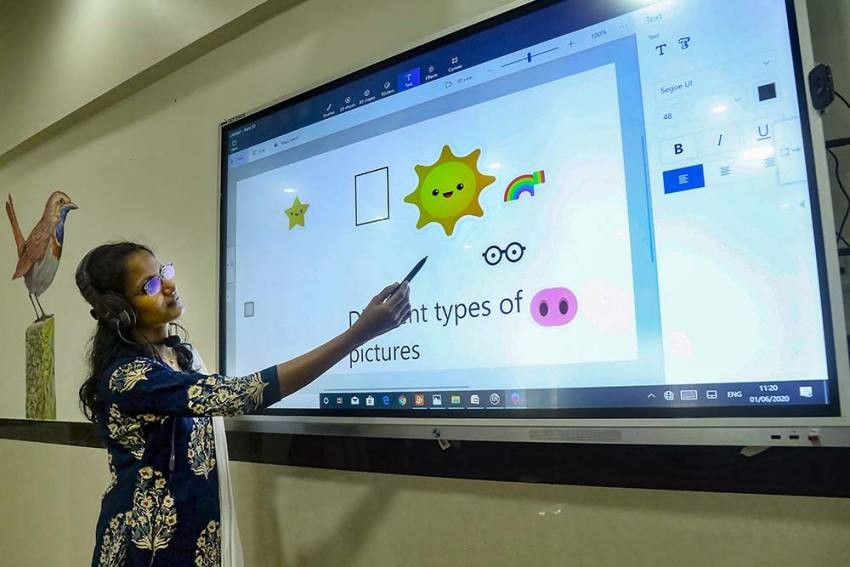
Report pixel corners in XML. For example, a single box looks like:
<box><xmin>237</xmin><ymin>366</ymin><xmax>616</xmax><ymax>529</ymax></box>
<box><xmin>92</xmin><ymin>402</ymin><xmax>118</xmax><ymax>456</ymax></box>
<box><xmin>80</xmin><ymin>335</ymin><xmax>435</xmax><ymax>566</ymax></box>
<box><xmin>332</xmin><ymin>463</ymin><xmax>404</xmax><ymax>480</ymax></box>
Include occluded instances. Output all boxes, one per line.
<box><xmin>319</xmin><ymin>379</ymin><xmax>829</xmax><ymax>411</ymax></box>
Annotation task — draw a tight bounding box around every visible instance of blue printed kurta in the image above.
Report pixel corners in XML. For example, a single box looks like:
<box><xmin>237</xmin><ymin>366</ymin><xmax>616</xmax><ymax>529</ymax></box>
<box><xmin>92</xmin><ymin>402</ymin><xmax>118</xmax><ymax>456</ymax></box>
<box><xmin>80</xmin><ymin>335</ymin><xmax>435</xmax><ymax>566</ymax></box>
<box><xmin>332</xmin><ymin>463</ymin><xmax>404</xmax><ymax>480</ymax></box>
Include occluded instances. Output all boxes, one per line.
<box><xmin>90</xmin><ymin>355</ymin><xmax>280</xmax><ymax>567</ymax></box>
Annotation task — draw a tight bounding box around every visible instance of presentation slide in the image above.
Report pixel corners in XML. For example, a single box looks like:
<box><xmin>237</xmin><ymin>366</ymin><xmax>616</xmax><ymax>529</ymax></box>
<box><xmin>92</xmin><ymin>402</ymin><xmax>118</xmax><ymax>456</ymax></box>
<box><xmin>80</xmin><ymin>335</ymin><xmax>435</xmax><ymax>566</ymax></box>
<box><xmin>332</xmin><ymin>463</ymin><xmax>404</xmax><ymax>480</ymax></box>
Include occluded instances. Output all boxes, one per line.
<box><xmin>237</xmin><ymin>64</ymin><xmax>637</xmax><ymax>371</ymax></box>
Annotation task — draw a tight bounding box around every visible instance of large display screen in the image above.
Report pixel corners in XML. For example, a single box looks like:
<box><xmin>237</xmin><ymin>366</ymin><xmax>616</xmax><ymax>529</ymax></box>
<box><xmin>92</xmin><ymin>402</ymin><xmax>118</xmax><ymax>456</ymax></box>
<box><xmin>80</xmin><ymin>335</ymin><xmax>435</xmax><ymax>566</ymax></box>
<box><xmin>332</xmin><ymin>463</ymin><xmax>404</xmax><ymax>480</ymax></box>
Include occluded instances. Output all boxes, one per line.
<box><xmin>220</xmin><ymin>0</ymin><xmax>840</xmax><ymax>418</ymax></box>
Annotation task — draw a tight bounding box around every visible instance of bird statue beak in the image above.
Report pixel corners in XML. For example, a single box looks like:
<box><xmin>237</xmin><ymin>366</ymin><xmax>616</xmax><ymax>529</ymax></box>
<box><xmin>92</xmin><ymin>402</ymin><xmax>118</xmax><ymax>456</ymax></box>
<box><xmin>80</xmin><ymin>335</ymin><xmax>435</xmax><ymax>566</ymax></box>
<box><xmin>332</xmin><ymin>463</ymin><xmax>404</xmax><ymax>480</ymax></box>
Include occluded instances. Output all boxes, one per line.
<box><xmin>67</xmin><ymin>202</ymin><xmax>79</xmax><ymax>210</ymax></box>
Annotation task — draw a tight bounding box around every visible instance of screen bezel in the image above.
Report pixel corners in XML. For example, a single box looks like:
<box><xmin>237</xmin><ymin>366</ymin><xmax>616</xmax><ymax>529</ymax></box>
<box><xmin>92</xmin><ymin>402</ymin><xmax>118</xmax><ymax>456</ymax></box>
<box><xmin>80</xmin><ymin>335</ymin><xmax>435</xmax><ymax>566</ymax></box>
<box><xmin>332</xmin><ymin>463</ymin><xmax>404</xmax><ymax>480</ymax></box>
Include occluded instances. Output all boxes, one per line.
<box><xmin>218</xmin><ymin>0</ymin><xmax>850</xmax><ymax>442</ymax></box>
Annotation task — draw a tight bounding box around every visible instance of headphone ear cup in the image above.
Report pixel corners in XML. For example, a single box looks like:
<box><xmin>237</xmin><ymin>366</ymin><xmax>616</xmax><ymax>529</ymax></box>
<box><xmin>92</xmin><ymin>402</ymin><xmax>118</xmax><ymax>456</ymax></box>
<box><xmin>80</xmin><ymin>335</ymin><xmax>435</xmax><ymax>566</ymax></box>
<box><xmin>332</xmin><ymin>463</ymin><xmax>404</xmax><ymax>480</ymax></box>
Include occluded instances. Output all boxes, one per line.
<box><xmin>118</xmin><ymin>308</ymin><xmax>136</xmax><ymax>329</ymax></box>
<box><xmin>101</xmin><ymin>293</ymin><xmax>136</xmax><ymax>329</ymax></box>
<box><xmin>75</xmin><ymin>251</ymin><xmax>136</xmax><ymax>331</ymax></box>
<box><xmin>75</xmin><ymin>254</ymin><xmax>102</xmax><ymax>312</ymax></box>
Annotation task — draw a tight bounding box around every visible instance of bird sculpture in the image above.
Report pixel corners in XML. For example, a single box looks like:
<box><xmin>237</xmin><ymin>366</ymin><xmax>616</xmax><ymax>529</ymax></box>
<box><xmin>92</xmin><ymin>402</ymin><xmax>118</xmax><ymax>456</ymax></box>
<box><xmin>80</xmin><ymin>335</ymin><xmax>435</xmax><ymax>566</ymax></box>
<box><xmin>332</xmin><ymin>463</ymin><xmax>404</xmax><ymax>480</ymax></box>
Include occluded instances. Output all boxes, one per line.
<box><xmin>6</xmin><ymin>191</ymin><xmax>78</xmax><ymax>322</ymax></box>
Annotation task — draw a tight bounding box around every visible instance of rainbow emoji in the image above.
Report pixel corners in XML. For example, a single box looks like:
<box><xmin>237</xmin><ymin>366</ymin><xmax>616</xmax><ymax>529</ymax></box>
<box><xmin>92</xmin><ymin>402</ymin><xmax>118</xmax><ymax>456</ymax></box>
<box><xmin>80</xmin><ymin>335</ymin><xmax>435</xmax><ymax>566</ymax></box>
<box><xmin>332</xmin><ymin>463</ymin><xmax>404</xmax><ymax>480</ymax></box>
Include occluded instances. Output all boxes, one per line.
<box><xmin>503</xmin><ymin>170</ymin><xmax>546</xmax><ymax>201</ymax></box>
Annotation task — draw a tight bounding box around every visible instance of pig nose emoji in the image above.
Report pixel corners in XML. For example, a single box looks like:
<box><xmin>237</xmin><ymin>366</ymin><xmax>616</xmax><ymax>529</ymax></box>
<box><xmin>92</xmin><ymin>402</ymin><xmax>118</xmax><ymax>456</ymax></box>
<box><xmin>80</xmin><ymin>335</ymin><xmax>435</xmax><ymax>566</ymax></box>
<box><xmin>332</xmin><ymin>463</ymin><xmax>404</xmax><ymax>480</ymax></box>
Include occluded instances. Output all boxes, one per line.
<box><xmin>530</xmin><ymin>287</ymin><xmax>578</xmax><ymax>326</ymax></box>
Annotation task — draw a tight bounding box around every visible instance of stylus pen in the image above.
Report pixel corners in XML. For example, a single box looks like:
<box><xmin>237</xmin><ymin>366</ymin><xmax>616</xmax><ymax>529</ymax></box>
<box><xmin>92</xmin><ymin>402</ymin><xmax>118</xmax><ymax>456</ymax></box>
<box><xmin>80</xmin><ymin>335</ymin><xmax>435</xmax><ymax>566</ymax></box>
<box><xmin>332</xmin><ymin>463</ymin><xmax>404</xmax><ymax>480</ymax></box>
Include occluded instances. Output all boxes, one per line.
<box><xmin>390</xmin><ymin>256</ymin><xmax>427</xmax><ymax>297</ymax></box>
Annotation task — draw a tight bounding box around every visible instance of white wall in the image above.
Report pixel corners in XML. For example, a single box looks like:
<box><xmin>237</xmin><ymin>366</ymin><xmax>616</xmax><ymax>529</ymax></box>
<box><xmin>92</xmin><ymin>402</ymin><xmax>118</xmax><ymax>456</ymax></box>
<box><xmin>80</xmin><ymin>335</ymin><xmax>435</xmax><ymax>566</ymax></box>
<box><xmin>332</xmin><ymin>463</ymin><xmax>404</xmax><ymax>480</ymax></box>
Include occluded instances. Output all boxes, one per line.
<box><xmin>3</xmin><ymin>439</ymin><xmax>850</xmax><ymax>567</ymax></box>
<box><xmin>0</xmin><ymin>0</ymin><xmax>280</xmax><ymax>157</ymax></box>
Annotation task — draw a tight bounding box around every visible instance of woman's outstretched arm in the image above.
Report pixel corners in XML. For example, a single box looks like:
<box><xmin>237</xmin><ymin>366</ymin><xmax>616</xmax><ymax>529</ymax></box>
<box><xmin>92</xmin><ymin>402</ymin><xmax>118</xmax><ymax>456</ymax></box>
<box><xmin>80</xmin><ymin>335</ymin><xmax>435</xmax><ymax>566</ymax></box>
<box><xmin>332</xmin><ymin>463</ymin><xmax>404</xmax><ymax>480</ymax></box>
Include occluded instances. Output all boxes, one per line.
<box><xmin>274</xmin><ymin>281</ymin><xmax>411</xmax><ymax>397</ymax></box>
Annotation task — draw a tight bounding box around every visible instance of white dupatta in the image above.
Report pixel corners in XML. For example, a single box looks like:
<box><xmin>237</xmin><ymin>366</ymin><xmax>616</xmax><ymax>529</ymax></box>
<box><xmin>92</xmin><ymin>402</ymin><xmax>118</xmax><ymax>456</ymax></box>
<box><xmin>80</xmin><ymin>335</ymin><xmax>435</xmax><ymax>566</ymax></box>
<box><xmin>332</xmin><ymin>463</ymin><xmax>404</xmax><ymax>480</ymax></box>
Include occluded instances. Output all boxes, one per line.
<box><xmin>191</xmin><ymin>347</ymin><xmax>244</xmax><ymax>567</ymax></box>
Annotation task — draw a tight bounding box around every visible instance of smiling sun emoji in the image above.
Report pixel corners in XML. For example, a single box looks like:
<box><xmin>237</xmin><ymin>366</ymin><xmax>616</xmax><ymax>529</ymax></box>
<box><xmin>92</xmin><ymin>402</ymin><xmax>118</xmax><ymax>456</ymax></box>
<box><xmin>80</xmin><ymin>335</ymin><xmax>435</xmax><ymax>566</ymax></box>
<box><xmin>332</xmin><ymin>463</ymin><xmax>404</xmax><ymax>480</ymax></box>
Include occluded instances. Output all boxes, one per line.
<box><xmin>404</xmin><ymin>145</ymin><xmax>496</xmax><ymax>236</ymax></box>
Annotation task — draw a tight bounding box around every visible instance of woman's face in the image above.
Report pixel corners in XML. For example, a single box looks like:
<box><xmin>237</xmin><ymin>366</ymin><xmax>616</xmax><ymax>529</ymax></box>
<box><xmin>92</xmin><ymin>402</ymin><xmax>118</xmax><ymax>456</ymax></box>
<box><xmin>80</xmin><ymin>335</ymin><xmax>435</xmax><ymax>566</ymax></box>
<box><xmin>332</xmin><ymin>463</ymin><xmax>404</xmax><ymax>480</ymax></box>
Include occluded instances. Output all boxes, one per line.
<box><xmin>123</xmin><ymin>251</ymin><xmax>184</xmax><ymax>328</ymax></box>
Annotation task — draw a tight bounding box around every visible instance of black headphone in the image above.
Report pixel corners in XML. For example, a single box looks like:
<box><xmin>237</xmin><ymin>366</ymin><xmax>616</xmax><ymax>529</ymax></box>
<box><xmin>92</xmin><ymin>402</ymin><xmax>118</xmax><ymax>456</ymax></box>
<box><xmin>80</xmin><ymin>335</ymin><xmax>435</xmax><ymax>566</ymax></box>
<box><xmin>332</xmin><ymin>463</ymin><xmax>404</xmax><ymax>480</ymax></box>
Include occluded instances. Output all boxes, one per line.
<box><xmin>75</xmin><ymin>249</ymin><xmax>137</xmax><ymax>331</ymax></box>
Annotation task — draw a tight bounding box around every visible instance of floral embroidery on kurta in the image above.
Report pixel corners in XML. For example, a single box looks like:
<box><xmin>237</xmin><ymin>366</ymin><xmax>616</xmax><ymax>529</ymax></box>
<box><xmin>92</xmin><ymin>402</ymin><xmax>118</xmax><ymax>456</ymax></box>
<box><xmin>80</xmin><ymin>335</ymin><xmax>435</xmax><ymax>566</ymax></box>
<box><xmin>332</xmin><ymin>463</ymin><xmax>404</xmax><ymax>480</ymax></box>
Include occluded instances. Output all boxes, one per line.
<box><xmin>189</xmin><ymin>418</ymin><xmax>216</xmax><ymax>479</ymax></box>
<box><xmin>97</xmin><ymin>512</ymin><xmax>128</xmax><ymax>567</ymax></box>
<box><xmin>187</xmin><ymin>373</ymin><xmax>268</xmax><ymax>416</ymax></box>
<box><xmin>109</xmin><ymin>360</ymin><xmax>152</xmax><ymax>392</ymax></box>
<box><xmin>106</xmin><ymin>404</ymin><xmax>164</xmax><ymax>460</ymax></box>
<box><xmin>194</xmin><ymin>521</ymin><xmax>222</xmax><ymax>567</ymax></box>
<box><xmin>104</xmin><ymin>453</ymin><xmax>117</xmax><ymax>497</ymax></box>
<box><xmin>128</xmin><ymin>467</ymin><xmax>177</xmax><ymax>555</ymax></box>
<box><xmin>106</xmin><ymin>404</ymin><xmax>146</xmax><ymax>460</ymax></box>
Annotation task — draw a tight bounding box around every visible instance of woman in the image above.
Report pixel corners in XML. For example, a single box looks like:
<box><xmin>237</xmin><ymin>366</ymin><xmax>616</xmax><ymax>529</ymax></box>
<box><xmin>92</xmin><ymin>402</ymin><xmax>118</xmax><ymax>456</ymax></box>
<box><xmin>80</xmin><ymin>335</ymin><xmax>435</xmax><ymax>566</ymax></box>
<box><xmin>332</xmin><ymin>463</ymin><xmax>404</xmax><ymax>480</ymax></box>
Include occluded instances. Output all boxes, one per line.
<box><xmin>76</xmin><ymin>242</ymin><xmax>411</xmax><ymax>566</ymax></box>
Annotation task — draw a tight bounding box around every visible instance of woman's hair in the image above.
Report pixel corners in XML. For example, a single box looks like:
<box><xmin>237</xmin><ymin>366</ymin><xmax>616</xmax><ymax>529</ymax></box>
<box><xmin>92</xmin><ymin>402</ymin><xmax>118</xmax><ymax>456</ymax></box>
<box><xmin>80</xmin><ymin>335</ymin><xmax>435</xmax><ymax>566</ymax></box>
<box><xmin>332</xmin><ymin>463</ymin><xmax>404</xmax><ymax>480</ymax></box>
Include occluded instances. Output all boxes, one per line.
<box><xmin>77</xmin><ymin>242</ymin><xmax>194</xmax><ymax>422</ymax></box>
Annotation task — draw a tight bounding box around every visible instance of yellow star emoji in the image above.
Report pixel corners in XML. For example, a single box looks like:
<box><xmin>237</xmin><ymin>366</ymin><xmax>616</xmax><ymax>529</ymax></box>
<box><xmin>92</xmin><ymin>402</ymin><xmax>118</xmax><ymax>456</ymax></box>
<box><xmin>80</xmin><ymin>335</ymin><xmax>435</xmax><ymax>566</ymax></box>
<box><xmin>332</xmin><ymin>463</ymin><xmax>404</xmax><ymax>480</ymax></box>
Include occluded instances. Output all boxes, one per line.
<box><xmin>285</xmin><ymin>196</ymin><xmax>309</xmax><ymax>229</ymax></box>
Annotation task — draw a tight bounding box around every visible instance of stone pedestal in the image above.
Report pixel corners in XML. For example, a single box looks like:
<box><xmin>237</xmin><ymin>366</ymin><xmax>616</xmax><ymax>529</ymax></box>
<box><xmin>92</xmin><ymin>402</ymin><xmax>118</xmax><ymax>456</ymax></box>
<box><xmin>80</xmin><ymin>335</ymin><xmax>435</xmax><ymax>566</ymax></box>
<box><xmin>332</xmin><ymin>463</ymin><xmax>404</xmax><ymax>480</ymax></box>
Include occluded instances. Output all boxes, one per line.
<box><xmin>25</xmin><ymin>316</ymin><xmax>55</xmax><ymax>420</ymax></box>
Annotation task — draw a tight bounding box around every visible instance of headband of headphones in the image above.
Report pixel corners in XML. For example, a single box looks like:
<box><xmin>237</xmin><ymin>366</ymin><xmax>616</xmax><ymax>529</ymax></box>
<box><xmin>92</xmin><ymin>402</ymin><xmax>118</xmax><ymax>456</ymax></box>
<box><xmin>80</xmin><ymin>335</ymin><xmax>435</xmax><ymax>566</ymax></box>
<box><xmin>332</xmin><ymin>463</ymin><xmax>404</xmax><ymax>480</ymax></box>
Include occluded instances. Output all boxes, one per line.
<box><xmin>75</xmin><ymin>249</ymin><xmax>136</xmax><ymax>331</ymax></box>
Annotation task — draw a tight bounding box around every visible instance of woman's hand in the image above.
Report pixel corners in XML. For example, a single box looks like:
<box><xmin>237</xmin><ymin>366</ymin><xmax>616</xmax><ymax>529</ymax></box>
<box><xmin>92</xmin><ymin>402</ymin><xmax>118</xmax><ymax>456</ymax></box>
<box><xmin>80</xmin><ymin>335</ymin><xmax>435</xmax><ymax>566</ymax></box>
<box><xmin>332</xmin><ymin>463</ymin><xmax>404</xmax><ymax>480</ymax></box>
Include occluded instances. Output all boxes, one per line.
<box><xmin>349</xmin><ymin>282</ymin><xmax>412</xmax><ymax>346</ymax></box>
